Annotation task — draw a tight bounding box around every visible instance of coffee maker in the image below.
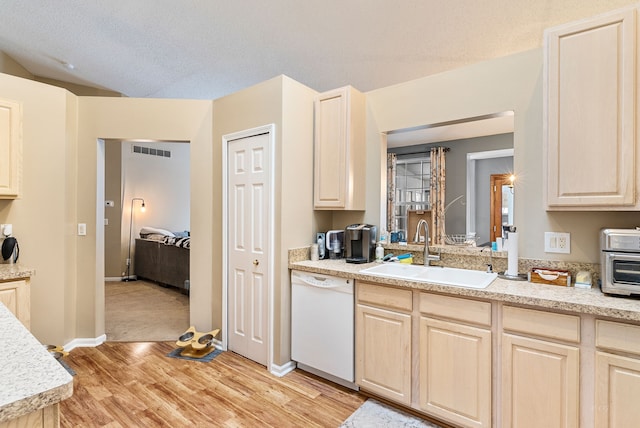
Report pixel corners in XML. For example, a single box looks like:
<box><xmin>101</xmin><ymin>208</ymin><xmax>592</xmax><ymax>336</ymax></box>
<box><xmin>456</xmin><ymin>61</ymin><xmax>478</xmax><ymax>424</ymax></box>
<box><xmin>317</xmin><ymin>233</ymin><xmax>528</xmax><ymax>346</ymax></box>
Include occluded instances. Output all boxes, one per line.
<box><xmin>345</xmin><ymin>224</ymin><xmax>377</xmax><ymax>263</ymax></box>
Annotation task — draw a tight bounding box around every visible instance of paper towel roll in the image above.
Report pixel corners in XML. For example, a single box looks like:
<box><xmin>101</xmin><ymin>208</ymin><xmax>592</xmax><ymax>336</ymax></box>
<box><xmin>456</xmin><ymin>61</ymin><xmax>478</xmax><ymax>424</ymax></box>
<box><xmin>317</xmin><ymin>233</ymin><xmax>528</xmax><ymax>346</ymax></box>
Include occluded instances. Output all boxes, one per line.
<box><xmin>506</xmin><ymin>232</ymin><xmax>518</xmax><ymax>276</ymax></box>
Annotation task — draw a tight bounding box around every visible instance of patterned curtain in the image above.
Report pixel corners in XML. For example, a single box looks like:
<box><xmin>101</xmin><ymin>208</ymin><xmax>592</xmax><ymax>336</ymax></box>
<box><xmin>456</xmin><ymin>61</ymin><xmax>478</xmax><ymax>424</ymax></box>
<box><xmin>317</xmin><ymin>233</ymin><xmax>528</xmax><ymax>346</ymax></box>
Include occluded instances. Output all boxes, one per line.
<box><xmin>387</xmin><ymin>153</ymin><xmax>397</xmax><ymax>234</ymax></box>
<box><xmin>430</xmin><ymin>147</ymin><xmax>446</xmax><ymax>245</ymax></box>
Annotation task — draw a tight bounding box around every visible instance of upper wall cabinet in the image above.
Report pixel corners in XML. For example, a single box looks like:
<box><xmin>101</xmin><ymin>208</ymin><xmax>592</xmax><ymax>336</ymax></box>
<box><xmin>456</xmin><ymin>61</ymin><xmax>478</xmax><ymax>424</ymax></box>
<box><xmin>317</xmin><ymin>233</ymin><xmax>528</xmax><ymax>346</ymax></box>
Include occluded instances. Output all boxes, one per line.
<box><xmin>0</xmin><ymin>98</ymin><xmax>22</xmax><ymax>199</ymax></box>
<box><xmin>544</xmin><ymin>7</ymin><xmax>637</xmax><ymax>210</ymax></box>
<box><xmin>313</xmin><ymin>86</ymin><xmax>365</xmax><ymax>210</ymax></box>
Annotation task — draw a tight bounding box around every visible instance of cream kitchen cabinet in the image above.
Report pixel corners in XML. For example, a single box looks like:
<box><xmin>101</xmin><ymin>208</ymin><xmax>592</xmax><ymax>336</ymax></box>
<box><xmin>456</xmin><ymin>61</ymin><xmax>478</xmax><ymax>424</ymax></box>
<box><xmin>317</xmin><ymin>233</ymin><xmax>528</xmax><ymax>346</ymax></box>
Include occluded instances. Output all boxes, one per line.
<box><xmin>595</xmin><ymin>319</ymin><xmax>640</xmax><ymax>428</ymax></box>
<box><xmin>544</xmin><ymin>6</ymin><xmax>638</xmax><ymax>210</ymax></box>
<box><xmin>0</xmin><ymin>98</ymin><xmax>22</xmax><ymax>199</ymax></box>
<box><xmin>501</xmin><ymin>306</ymin><xmax>580</xmax><ymax>428</ymax></box>
<box><xmin>418</xmin><ymin>293</ymin><xmax>492</xmax><ymax>428</ymax></box>
<box><xmin>0</xmin><ymin>404</ymin><xmax>60</xmax><ymax>428</ymax></box>
<box><xmin>355</xmin><ymin>281</ymin><xmax>412</xmax><ymax>405</ymax></box>
<box><xmin>0</xmin><ymin>278</ymin><xmax>30</xmax><ymax>329</ymax></box>
<box><xmin>313</xmin><ymin>86</ymin><xmax>365</xmax><ymax>210</ymax></box>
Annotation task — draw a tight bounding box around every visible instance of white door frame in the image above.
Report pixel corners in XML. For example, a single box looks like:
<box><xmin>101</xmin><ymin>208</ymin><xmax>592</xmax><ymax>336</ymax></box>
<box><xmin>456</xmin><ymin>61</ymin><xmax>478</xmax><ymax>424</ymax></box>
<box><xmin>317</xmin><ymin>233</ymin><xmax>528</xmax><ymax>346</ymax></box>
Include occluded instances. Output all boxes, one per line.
<box><xmin>466</xmin><ymin>148</ymin><xmax>514</xmax><ymax>235</ymax></box>
<box><xmin>222</xmin><ymin>124</ymin><xmax>275</xmax><ymax>372</ymax></box>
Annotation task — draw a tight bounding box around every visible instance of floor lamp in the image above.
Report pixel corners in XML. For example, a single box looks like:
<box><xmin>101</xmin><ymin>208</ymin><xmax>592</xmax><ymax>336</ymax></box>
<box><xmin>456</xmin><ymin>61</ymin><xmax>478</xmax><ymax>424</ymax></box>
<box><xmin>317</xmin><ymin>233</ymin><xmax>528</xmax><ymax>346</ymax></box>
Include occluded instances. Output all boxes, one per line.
<box><xmin>123</xmin><ymin>197</ymin><xmax>146</xmax><ymax>282</ymax></box>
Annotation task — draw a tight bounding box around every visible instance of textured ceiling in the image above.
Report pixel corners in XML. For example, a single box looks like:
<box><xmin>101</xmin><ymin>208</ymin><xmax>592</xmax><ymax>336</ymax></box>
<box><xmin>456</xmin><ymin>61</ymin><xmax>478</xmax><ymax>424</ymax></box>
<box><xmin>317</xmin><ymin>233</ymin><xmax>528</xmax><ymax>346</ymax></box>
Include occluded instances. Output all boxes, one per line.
<box><xmin>0</xmin><ymin>0</ymin><xmax>636</xmax><ymax>99</ymax></box>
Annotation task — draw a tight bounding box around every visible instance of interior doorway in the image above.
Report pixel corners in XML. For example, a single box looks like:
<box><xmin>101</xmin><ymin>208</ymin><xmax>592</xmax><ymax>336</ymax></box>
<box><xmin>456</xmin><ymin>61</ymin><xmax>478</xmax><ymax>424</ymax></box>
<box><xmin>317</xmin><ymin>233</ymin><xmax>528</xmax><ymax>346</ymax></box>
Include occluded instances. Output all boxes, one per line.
<box><xmin>490</xmin><ymin>173</ymin><xmax>515</xmax><ymax>242</ymax></box>
<box><xmin>100</xmin><ymin>138</ymin><xmax>191</xmax><ymax>342</ymax></box>
<box><xmin>466</xmin><ymin>148</ymin><xmax>514</xmax><ymax>246</ymax></box>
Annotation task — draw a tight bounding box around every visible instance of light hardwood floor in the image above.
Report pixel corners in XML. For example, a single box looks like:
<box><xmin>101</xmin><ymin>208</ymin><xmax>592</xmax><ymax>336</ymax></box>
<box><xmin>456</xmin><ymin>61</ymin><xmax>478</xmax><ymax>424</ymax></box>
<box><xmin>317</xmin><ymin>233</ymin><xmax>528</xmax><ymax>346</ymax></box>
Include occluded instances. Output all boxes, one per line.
<box><xmin>59</xmin><ymin>342</ymin><xmax>366</xmax><ymax>427</ymax></box>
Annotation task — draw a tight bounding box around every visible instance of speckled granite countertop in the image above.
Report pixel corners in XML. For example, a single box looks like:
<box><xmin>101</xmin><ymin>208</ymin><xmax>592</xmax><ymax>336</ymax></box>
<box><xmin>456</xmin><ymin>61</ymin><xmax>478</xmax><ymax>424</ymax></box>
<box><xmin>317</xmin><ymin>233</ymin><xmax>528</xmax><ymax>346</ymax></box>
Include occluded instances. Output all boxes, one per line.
<box><xmin>289</xmin><ymin>259</ymin><xmax>640</xmax><ymax>323</ymax></box>
<box><xmin>0</xmin><ymin>264</ymin><xmax>35</xmax><ymax>282</ymax></box>
<box><xmin>0</xmin><ymin>302</ymin><xmax>72</xmax><ymax>423</ymax></box>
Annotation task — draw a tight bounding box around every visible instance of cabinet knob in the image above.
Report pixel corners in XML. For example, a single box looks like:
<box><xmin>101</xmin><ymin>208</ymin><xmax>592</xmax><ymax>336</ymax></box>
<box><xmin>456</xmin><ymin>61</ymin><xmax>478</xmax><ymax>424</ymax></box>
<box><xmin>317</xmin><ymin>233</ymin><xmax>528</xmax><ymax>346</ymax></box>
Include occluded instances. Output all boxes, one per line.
<box><xmin>253</xmin><ymin>259</ymin><xmax>259</xmax><ymax>266</ymax></box>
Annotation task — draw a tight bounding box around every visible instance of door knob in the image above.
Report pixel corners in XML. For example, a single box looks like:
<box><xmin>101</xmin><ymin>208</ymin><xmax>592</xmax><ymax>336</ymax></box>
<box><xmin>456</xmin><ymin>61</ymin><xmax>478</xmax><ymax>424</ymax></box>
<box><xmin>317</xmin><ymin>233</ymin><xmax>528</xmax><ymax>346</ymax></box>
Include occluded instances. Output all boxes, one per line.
<box><xmin>253</xmin><ymin>259</ymin><xmax>259</xmax><ymax>266</ymax></box>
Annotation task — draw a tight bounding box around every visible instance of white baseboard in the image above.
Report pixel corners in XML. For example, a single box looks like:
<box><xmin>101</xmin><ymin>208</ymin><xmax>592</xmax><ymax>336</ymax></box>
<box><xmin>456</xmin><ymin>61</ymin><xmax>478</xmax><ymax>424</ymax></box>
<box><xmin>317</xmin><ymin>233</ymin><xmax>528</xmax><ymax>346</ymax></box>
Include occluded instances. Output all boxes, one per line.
<box><xmin>64</xmin><ymin>334</ymin><xmax>106</xmax><ymax>351</ymax></box>
<box><xmin>270</xmin><ymin>360</ymin><xmax>296</xmax><ymax>377</ymax></box>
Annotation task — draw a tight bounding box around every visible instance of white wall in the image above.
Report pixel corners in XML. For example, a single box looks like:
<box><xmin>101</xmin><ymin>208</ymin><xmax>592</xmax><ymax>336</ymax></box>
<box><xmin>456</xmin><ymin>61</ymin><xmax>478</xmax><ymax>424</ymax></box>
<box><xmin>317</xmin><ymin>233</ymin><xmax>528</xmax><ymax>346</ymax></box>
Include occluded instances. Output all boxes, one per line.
<box><xmin>121</xmin><ymin>141</ymin><xmax>190</xmax><ymax>236</ymax></box>
<box><xmin>120</xmin><ymin>141</ymin><xmax>190</xmax><ymax>277</ymax></box>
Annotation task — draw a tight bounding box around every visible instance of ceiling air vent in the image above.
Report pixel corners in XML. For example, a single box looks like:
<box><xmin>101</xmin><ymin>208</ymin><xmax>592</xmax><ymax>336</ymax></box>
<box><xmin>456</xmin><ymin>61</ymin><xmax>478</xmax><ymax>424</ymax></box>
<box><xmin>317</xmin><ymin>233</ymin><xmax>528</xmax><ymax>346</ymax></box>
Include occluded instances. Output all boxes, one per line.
<box><xmin>132</xmin><ymin>145</ymin><xmax>171</xmax><ymax>158</ymax></box>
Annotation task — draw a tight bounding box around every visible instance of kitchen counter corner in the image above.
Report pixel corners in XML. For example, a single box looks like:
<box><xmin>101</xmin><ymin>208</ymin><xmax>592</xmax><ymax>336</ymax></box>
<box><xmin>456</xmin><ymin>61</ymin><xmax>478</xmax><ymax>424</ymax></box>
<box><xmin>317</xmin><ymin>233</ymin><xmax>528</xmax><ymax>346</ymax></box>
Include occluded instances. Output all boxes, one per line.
<box><xmin>0</xmin><ymin>302</ymin><xmax>73</xmax><ymax>423</ymax></box>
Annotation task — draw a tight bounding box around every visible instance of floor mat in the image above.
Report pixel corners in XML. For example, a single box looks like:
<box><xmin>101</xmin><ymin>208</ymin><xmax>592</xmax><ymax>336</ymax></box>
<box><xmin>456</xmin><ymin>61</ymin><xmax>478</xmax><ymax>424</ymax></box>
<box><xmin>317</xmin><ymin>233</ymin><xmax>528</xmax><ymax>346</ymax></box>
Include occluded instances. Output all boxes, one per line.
<box><xmin>166</xmin><ymin>347</ymin><xmax>223</xmax><ymax>362</ymax></box>
<box><xmin>340</xmin><ymin>399</ymin><xmax>442</xmax><ymax>428</ymax></box>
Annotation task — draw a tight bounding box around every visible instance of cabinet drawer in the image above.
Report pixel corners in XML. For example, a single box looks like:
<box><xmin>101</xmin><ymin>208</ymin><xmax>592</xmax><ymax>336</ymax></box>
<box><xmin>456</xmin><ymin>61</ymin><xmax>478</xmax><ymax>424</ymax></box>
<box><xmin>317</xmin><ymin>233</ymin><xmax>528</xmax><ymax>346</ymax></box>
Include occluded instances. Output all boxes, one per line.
<box><xmin>419</xmin><ymin>293</ymin><xmax>491</xmax><ymax>327</ymax></box>
<box><xmin>503</xmin><ymin>306</ymin><xmax>580</xmax><ymax>343</ymax></box>
<box><xmin>356</xmin><ymin>281</ymin><xmax>412</xmax><ymax>312</ymax></box>
<box><xmin>596</xmin><ymin>319</ymin><xmax>640</xmax><ymax>355</ymax></box>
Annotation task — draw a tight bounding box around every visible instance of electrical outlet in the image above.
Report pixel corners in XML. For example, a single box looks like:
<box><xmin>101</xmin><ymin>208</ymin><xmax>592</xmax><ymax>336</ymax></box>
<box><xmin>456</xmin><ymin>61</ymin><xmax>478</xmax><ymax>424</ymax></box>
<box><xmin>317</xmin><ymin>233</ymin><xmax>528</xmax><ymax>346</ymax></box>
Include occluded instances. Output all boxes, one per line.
<box><xmin>545</xmin><ymin>232</ymin><xmax>570</xmax><ymax>254</ymax></box>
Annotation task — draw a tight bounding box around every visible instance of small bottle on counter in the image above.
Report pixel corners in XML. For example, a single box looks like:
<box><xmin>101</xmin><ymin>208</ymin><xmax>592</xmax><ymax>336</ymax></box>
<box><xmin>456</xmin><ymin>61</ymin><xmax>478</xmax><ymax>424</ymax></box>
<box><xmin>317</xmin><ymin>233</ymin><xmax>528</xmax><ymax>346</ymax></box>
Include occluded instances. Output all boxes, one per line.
<box><xmin>375</xmin><ymin>242</ymin><xmax>384</xmax><ymax>262</ymax></box>
<box><xmin>310</xmin><ymin>243</ymin><xmax>319</xmax><ymax>261</ymax></box>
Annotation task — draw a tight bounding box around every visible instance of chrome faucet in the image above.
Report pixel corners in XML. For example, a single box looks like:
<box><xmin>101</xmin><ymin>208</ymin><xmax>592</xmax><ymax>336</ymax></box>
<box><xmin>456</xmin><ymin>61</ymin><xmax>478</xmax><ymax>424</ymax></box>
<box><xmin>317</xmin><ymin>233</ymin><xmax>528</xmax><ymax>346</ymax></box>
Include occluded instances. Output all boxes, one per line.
<box><xmin>481</xmin><ymin>246</ymin><xmax>494</xmax><ymax>273</ymax></box>
<box><xmin>415</xmin><ymin>219</ymin><xmax>440</xmax><ymax>266</ymax></box>
<box><xmin>413</xmin><ymin>219</ymin><xmax>428</xmax><ymax>244</ymax></box>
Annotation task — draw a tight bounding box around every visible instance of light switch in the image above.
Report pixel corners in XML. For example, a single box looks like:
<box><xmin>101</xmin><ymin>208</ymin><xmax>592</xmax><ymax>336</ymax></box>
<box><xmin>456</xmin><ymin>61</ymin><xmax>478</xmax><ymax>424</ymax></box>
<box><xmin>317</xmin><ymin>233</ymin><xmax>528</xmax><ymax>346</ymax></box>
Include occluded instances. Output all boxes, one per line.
<box><xmin>544</xmin><ymin>232</ymin><xmax>570</xmax><ymax>254</ymax></box>
<box><xmin>78</xmin><ymin>223</ymin><xmax>87</xmax><ymax>236</ymax></box>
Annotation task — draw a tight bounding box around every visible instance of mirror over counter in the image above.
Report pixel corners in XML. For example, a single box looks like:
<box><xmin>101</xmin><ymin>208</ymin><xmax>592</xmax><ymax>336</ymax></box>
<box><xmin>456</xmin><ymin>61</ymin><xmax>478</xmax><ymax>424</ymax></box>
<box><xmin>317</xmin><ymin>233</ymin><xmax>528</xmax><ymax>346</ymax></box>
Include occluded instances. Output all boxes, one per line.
<box><xmin>385</xmin><ymin>112</ymin><xmax>514</xmax><ymax>247</ymax></box>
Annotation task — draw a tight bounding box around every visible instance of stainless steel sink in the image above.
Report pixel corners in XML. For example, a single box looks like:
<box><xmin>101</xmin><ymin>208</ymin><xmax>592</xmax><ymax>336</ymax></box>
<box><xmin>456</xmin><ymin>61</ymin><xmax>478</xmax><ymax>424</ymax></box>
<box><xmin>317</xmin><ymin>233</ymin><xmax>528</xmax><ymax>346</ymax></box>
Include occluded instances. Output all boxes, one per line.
<box><xmin>359</xmin><ymin>263</ymin><xmax>497</xmax><ymax>289</ymax></box>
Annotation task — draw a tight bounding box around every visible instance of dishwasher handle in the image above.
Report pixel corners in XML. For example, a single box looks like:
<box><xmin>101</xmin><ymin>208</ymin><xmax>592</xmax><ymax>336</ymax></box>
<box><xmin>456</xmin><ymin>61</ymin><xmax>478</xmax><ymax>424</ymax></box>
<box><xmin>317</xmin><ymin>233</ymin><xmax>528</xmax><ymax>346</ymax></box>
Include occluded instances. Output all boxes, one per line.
<box><xmin>293</xmin><ymin>271</ymin><xmax>352</xmax><ymax>289</ymax></box>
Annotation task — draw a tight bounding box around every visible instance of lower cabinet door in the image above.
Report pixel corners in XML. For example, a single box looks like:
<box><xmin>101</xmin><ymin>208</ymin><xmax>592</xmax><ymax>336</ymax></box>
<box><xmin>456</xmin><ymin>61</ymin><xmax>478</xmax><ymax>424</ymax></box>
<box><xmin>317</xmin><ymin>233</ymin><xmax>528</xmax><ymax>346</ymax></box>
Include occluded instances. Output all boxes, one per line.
<box><xmin>595</xmin><ymin>351</ymin><xmax>640</xmax><ymax>428</ymax></box>
<box><xmin>419</xmin><ymin>316</ymin><xmax>492</xmax><ymax>428</ymax></box>
<box><xmin>355</xmin><ymin>303</ymin><xmax>412</xmax><ymax>405</ymax></box>
<box><xmin>0</xmin><ymin>279</ymin><xmax>30</xmax><ymax>329</ymax></box>
<box><xmin>502</xmin><ymin>333</ymin><xmax>579</xmax><ymax>428</ymax></box>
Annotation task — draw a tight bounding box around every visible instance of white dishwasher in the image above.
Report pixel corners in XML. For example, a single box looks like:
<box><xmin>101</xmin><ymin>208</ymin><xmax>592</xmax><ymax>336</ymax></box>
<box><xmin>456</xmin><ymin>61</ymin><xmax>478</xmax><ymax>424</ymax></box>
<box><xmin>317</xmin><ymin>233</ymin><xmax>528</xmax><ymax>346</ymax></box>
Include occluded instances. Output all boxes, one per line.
<box><xmin>291</xmin><ymin>270</ymin><xmax>357</xmax><ymax>389</ymax></box>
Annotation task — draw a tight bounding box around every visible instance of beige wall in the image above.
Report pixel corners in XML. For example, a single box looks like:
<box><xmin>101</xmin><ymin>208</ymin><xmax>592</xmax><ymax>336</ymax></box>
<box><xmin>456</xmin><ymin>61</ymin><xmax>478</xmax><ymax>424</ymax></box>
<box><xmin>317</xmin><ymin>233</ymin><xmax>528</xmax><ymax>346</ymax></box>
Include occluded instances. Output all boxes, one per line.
<box><xmin>367</xmin><ymin>48</ymin><xmax>640</xmax><ymax>263</ymax></box>
<box><xmin>76</xmin><ymin>97</ymin><xmax>214</xmax><ymax>340</ymax></box>
<box><xmin>104</xmin><ymin>141</ymin><xmax>122</xmax><ymax>278</ymax></box>
<box><xmin>279</xmin><ymin>77</ymin><xmax>321</xmax><ymax>363</ymax></box>
<box><xmin>0</xmin><ymin>74</ymin><xmax>74</xmax><ymax>345</ymax></box>
<box><xmin>0</xmin><ymin>71</ymin><xmax>317</xmax><ymax>359</ymax></box>
<box><xmin>0</xmin><ymin>89</ymin><xmax>213</xmax><ymax>344</ymax></box>
<box><xmin>35</xmin><ymin>77</ymin><xmax>122</xmax><ymax>97</ymax></box>
<box><xmin>212</xmin><ymin>75</ymin><xmax>318</xmax><ymax>366</ymax></box>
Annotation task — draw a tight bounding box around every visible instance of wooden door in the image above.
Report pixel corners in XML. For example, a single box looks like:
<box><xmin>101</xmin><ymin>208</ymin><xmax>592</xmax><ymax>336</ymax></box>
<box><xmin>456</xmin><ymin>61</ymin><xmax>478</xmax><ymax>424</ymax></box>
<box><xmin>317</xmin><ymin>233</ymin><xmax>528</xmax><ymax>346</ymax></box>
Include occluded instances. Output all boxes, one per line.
<box><xmin>595</xmin><ymin>351</ymin><xmax>640</xmax><ymax>428</ymax></box>
<box><xmin>419</xmin><ymin>317</ymin><xmax>491</xmax><ymax>427</ymax></box>
<box><xmin>355</xmin><ymin>303</ymin><xmax>412</xmax><ymax>405</ymax></box>
<box><xmin>313</xmin><ymin>86</ymin><xmax>365</xmax><ymax>210</ymax></box>
<box><xmin>490</xmin><ymin>174</ymin><xmax>512</xmax><ymax>242</ymax></box>
<box><xmin>227</xmin><ymin>133</ymin><xmax>270</xmax><ymax>366</ymax></box>
<box><xmin>545</xmin><ymin>7</ymin><xmax>636</xmax><ymax>209</ymax></box>
<box><xmin>0</xmin><ymin>279</ymin><xmax>30</xmax><ymax>329</ymax></box>
<box><xmin>502</xmin><ymin>334</ymin><xmax>579</xmax><ymax>428</ymax></box>
<box><xmin>0</xmin><ymin>98</ymin><xmax>21</xmax><ymax>199</ymax></box>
